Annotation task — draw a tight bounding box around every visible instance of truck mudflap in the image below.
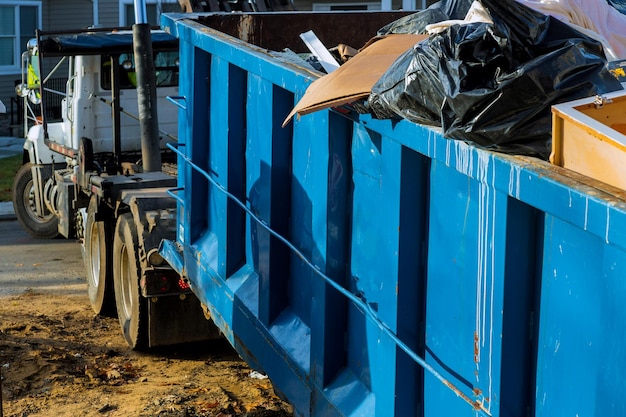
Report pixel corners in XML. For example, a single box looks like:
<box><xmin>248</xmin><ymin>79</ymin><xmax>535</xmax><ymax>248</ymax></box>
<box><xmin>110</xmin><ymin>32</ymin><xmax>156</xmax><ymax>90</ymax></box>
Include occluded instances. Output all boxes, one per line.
<box><xmin>161</xmin><ymin>11</ymin><xmax>626</xmax><ymax>417</ymax></box>
<box><xmin>146</xmin><ymin>292</ymin><xmax>218</xmax><ymax>347</ymax></box>
<box><xmin>120</xmin><ymin>188</ymin><xmax>219</xmax><ymax>347</ymax></box>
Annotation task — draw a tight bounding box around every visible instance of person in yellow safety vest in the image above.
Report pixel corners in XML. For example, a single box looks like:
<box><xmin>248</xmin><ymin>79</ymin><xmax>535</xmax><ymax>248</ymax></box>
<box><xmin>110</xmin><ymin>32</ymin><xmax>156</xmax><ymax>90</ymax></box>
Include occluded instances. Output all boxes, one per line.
<box><xmin>27</xmin><ymin>60</ymin><xmax>39</xmax><ymax>89</ymax></box>
<box><xmin>27</xmin><ymin>52</ymin><xmax>41</xmax><ymax>105</ymax></box>
<box><xmin>122</xmin><ymin>55</ymin><xmax>138</xmax><ymax>87</ymax></box>
<box><xmin>126</xmin><ymin>69</ymin><xmax>137</xmax><ymax>87</ymax></box>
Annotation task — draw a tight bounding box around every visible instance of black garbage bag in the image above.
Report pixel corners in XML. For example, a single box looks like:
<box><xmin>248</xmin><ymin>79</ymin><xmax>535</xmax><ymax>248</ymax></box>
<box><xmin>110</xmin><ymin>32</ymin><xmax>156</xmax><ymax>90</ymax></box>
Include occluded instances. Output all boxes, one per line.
<box><xmin>368</xmin><ymin>0</ymin><xmax>624</xmax><ymax>159</ymax></box>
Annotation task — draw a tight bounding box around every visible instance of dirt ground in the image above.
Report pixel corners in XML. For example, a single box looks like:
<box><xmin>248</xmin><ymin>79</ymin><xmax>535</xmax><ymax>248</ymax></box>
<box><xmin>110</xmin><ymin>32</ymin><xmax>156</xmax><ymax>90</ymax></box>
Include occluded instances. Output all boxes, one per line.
<box><xmin>0</xmin><ymin>290</ymin><xmax>294</xmax><ymax>417</ymax></box>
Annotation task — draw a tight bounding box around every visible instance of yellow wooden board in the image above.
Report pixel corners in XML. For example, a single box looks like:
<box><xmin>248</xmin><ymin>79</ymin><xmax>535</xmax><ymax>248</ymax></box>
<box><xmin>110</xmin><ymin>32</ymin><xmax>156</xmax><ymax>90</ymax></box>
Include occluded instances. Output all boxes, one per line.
<box><xmin>551</xmin><ymin>89</ymin><xmax>626</xmax><ymax>190</ymax></box>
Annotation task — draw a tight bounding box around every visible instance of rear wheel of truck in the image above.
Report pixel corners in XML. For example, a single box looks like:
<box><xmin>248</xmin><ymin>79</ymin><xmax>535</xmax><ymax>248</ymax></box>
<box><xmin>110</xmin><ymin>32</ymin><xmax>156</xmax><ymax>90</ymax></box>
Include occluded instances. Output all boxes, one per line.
<box><xmin>84</xmin><ymin>195</ymin><xmax>116</xmax><ymax>317</ymax></box>
<box><xmin>12</xmin><ymin>163</ymin><xmax>59</xmax><ymax>239</ymax></box>
<box><xmin>113</xmin><ymin>213</ymin><xmax>148</xmax><ymax>350</ymax></box>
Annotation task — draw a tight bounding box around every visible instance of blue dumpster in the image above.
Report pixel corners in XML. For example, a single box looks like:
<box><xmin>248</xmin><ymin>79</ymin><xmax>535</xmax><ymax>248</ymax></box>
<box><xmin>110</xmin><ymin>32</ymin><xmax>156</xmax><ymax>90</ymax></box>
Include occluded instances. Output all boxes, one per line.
<box><xmin>160</xmin><ymin>12</ymin><xmax>626</xmax><ymax>417</ymax></box>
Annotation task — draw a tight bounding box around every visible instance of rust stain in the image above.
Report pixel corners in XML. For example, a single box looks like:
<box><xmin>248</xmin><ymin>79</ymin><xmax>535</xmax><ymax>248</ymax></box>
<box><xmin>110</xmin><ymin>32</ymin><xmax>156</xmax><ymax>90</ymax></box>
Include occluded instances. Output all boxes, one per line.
<box><xmin>474</xmin><ymin>331</ymin><xmax>480</xmax><ymax>362</ymax></box>
<box><xmin>473</xmin><ymin>387</ymin><xmax>482</xmax><ymax>397</ymax></box>
<box><xmin>442</xmin><ymin>379</ymin><xmax>491</xmax><ymax>416</ymax></box>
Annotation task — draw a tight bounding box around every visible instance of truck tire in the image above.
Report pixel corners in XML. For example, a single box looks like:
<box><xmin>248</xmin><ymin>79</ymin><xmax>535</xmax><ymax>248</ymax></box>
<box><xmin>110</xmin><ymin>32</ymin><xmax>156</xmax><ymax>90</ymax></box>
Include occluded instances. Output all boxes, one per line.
<box><xmin>113</xmin><ymin>213</ymin><xmax>148</xmax><ymax>350</ymax></box>
<box><xmin>12</xmin><ymin>163</ymin><xmax>59</xmax><ymax>239</ymax></box>
<box><xmin>84</xmin><ymin>196</ymin><xmax>116</xmax><ymax>317</ymax></box>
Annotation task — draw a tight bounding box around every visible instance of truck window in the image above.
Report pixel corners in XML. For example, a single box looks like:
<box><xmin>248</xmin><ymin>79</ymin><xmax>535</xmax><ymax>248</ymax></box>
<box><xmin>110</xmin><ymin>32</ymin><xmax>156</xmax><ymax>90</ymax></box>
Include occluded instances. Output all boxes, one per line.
<box><xmin>100</xmin><ymin>51</ymin><xmax>179</xmax><ymax>90</ymax></box>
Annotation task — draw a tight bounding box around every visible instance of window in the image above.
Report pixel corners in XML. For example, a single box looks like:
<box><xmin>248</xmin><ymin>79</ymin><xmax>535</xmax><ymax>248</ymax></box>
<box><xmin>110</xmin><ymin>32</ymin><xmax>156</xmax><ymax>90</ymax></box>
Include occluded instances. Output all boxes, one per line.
<box><xmin>119</xmin><ymin>0</ymin><xmax>180</xmax><ymax>26</ymax></box>
<box><xmin>0</xmin><ymin>1</ymin><xmax>41</xmax><ymax>74</ymax></box>
<box><xmin>100</xmin><ymin>51</ymin><xmax>179</xmax><ymax>90</ymax></box>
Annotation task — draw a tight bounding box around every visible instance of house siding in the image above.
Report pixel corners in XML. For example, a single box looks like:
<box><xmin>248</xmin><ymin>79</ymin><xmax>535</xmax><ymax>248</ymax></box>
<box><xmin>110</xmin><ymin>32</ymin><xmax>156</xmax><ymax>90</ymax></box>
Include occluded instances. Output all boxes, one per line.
<box><xmin>99</xmin><ymin>0</ymin><xmax>120</xmax><ymax>27</ymax></box>
<box><xmin>43</xmin><ymin>0</ymin><xmax>95</xmax><ymax>31</ymax></box>
<box><xmin>0</xmin><ymin>76</ymin><xmax>21</xmax><ymax>135</ymax></box>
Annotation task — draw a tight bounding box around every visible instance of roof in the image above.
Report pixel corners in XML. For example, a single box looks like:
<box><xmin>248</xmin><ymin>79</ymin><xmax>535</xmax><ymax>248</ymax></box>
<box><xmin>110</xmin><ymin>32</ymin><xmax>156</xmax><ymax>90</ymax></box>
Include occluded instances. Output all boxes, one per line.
<box><xmin>38</xmin><ymin>29</ymin><xmax>178</xmax><ymax>57</ymax></box>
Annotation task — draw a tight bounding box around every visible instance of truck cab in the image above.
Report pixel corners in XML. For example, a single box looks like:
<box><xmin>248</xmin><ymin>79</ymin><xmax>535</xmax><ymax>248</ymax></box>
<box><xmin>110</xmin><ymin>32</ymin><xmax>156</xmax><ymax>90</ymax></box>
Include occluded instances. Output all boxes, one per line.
<box><xmin>59</xmin><ymin>52</ymin><xmax>178</xmax><ymax>155</ymax></box>
<box><xmin>13</xmin><ymin>28</ymin><xmax>215</xmax><ymax>349</ymax></box>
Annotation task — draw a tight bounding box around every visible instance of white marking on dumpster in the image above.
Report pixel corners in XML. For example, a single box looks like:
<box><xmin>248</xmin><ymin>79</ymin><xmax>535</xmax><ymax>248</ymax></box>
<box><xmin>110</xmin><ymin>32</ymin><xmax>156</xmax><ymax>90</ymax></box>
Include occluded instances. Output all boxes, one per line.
<box><xmin>488</xmin><ymin>161</ymin><xmax>496</xmax><ymax>412</ymax></box>
<box><xmin>475</xmin><ymin>153</ymin><xmax>496</xmax><ymax>408</ymax></box>
<box><xmin>428</xmin><ymin>131</ymin><xmax>432</xmax><ymax>156</ymax></box>
<box><xmin>455</xmin><ymin>141</ymin><xmax>473</xmax><ymax>177</ymax></box>
<box><xmin>568</xmin><ymin>190</ymin><xmax>572</xmax><ymax>208</ymax></box>
<box><xmin>606</xmin><ymin>204</ymin><xmax>611</xmax><ymax>244</ymax></box>
<box><xmin>508</xmin><ymin>164</ymin><xmax>521</xmax><ymax>200</ymax></box>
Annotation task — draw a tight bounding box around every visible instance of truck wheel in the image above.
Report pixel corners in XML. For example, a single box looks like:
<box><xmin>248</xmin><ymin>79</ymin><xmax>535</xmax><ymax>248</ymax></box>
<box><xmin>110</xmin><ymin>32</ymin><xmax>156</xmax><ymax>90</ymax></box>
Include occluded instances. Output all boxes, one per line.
<box><xmin>84</xmin><ymin>196</ymin><xmax>116</xmax><ymax>317</ymax></box>
<box><xmin>12</xmin><ymin>163</ymin><xmax>59</xmax><ymax>239</ymax></box>
<box><xmin>113</xmin><ymin>213</ymin><xmax>148</xmax><ymax>350</ymax></box>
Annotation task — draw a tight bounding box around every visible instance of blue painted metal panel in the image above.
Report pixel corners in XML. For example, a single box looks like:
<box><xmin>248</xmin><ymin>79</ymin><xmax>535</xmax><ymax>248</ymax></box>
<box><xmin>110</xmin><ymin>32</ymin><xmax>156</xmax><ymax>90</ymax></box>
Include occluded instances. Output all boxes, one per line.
<box><xmin>160</xmin><ymin>11</ymin><xmax>626</xmax><ymax>417</ymax></box>
<box><xmin>537</xmin><ymin>217</ymin><xmax>626</xmax><ymax>417</ymax></box>
<box><xmin>425</xmin><ymin>157</ymin><xmax>510</xmax><ymax>416</ymax></box>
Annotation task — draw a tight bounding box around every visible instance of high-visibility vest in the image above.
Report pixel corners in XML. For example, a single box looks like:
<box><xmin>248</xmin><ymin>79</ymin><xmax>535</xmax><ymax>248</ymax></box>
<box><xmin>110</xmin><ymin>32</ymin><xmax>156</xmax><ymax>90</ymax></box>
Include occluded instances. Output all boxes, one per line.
<box><xmin>27</xmin><ymin>62</ymin><xmax>39</xmax><ymax>89</ymax></box>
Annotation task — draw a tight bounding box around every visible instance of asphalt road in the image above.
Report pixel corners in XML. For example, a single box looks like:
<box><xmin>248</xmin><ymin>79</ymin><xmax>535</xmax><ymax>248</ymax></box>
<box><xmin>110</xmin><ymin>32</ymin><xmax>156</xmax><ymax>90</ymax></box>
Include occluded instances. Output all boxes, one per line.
<box><xmin>0</xmin><ymin>218</ymin><xmax>86</xmax><ymax>297</ymax></box>
<box><xmin>0</xmin><ymin>136</ymin><xmax>23</xmax><ymax>159</ymax></box>
<box><xmin>0</xmin><ymin>139</ymin><xmax>87</xmax><ymax>296</ymax></box>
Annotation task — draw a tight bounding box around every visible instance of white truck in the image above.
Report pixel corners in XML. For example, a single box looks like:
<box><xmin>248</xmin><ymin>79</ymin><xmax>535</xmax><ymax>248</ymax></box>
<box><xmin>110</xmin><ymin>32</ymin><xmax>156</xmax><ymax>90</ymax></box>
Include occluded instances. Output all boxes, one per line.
<box><xmin>13</xmin><ymin>27</ymin><xmax>216</xmax><ymax>349</ymax></box>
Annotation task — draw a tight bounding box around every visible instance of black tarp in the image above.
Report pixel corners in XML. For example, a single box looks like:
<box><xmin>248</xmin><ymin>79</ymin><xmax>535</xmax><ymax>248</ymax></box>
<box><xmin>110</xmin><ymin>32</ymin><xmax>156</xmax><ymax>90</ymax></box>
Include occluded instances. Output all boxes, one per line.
<box><xmin>39</xmin><ymin>30</ymin><xmax>178</xmax><ymax>57</ymax></box>
<box><xmin>367</xmin><ymin>0</ymin><xmax>624</xmax><ymax>159</ymax></box>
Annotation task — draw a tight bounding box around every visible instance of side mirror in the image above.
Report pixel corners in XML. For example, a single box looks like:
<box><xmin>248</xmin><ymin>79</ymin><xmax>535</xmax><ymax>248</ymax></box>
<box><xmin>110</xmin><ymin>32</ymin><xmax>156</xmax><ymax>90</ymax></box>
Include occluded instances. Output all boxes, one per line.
<box><xmin>28</xmin><ymin>90</ymin><xmax>41</xmax><ymax>105</ymax></box>
<box><xmin>15</xmin><ymin>83</ymin><xmax>29</xmax><ymax>98</ymax></box>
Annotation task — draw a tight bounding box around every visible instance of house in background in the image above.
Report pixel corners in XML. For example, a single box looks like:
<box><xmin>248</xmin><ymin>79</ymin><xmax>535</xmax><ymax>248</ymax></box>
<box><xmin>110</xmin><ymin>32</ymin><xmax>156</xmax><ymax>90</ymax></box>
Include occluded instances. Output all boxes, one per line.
<box><xmin>0</xmin><ymin>0</ymin><xmax>435</xmax><ymax>133</ymax></box>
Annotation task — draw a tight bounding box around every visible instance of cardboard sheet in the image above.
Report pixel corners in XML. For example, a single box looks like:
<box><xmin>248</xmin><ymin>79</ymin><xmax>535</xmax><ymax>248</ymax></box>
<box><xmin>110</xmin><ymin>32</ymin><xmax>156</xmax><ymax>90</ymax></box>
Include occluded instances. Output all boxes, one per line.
<box><xmin>283</xmin><ymin>34</ymin><xmax>427</xmax><ymax>126</ymax></box>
